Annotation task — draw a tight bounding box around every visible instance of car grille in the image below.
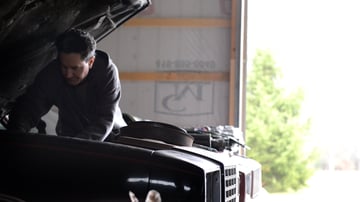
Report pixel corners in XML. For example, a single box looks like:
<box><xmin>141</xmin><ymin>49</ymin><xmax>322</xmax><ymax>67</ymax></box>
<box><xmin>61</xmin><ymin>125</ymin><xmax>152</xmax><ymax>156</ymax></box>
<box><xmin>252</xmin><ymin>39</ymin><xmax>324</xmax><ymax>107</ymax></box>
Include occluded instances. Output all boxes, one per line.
<box><xmin>224</xmin><ymin>166</ymin><xmax>237</xmax><ymax>202</ymax></box>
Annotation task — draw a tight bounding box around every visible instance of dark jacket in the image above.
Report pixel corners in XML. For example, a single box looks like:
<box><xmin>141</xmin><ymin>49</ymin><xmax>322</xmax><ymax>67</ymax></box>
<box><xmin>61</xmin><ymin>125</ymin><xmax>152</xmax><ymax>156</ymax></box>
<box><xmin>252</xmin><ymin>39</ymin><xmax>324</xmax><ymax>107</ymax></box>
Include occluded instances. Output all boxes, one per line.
<box><xmin>8</xmin><ymin>50</ymin><xmax>127</xmax><ymax>141</ymax></box>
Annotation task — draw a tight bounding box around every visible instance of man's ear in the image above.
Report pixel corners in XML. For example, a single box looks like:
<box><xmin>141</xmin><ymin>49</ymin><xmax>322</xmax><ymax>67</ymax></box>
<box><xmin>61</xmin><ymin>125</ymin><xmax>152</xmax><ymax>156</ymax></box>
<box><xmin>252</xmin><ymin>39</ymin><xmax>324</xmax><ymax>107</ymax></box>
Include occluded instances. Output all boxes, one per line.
<box><xmin>88</xmin><ymin>56</ymin><xmax>96</xmax><ymax>69</ymax></box>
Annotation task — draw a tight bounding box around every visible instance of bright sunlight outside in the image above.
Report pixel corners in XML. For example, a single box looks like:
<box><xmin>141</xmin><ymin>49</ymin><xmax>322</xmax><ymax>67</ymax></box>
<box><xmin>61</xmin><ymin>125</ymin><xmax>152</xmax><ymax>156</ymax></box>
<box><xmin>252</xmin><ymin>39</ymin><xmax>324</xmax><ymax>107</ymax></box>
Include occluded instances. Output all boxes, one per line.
<box><xmin>248</xmin><ymin>0</ymin><xmax>360</xmax><ymax>201</ymax></box>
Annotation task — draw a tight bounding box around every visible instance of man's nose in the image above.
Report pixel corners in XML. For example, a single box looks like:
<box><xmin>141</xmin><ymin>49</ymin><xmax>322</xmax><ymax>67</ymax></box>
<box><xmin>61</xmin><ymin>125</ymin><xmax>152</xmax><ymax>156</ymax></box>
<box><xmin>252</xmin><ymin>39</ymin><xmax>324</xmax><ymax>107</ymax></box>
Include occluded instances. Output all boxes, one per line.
<box><xmin>63</xmin><ymin>69</ymin><xmax>74</xmax><ymax>78</ymax></box>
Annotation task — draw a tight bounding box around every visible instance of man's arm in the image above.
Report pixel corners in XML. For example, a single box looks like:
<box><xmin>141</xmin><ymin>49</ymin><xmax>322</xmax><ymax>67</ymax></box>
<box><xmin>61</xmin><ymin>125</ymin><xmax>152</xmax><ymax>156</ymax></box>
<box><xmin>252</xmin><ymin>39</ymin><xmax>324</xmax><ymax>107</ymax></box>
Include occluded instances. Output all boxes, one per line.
<box><xmin>76</xmin><ymin>62</ymin><xmax>123</xmax><ymax>141</ymax></box>
<box><xmin>7</xmin><ymin>66</ymin><xmax>55</xmax><ymax>133</ymax></box>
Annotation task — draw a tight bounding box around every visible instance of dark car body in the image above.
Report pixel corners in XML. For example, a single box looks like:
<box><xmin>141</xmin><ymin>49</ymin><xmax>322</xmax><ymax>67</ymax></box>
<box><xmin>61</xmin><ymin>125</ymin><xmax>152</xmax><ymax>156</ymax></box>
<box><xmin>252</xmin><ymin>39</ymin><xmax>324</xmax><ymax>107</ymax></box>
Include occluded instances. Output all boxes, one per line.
<box><xmin>0</xmin><ymin>125</ymin><xmax>262</xmax><ymax>202</ymax></box>
<box><xmin>0</xmin><ymin>0</ymin><xmax>263</xmax><ymax>201</ymax></box>
<box><xmin>1</xmin><ymin>130</ymin><xmax>215</xmax><ymax>201</ymax></box>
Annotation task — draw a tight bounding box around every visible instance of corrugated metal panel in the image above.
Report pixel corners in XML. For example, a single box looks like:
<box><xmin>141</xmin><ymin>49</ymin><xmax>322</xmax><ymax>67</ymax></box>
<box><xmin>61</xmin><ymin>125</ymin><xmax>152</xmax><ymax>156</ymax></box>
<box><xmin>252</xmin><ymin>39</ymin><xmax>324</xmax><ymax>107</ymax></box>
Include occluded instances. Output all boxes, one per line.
<box><xmin>98</xmin><ymin>0</ymin><xmax>233</xmax><ymax>128</ymax></box>
<box><xmin>121</xmin><ymin>81</ymin><xmax>228</xmax><ymax>128</ymax></box>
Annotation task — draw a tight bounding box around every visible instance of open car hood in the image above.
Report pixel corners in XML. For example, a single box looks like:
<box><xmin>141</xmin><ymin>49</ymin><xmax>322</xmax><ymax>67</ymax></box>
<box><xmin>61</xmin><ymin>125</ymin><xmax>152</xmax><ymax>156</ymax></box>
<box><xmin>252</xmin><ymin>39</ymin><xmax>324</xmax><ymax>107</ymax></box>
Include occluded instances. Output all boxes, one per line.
<box><xmin>0</xmin><ymin>0</ymin><xmax>150</xmax><ymax>120</ymax></box>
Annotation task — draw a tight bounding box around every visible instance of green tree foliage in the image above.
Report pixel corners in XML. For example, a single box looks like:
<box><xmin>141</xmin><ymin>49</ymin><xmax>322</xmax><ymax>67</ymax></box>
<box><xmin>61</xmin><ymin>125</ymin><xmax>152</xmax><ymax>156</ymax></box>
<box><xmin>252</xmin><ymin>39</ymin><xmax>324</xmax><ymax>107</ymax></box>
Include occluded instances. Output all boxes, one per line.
<box><xmin>246</xmin><ymin>49</ymin><xmax>314</xmax><ymax>192</ymax></box>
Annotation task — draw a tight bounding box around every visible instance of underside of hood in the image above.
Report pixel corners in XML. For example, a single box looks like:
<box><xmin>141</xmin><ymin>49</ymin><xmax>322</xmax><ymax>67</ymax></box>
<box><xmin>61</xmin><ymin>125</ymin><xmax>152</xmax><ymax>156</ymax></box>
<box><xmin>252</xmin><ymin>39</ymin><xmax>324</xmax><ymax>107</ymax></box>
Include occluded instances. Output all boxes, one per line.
<box><xmin>0</xmin><ymin>0</ymin><xmax>150</xmax><ymax>119</ymax></box>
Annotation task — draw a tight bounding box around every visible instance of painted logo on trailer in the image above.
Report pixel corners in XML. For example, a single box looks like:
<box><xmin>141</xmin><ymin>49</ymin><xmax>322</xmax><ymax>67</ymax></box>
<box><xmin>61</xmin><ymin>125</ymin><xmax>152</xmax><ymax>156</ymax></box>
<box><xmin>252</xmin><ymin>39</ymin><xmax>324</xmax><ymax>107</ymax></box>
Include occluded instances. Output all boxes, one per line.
<box><xmin>155</xmin><ymin>81</ymin><xmax>214</xmax><ymax>116</ymax></box>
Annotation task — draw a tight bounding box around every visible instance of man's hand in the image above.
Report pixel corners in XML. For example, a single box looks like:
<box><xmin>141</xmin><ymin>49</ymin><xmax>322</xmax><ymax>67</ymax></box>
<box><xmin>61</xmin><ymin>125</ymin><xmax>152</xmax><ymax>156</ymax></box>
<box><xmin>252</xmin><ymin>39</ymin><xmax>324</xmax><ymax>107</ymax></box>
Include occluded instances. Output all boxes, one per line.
<box><xmin>129</xmin><ymin>190</ymin><xmax>161</xmax><ymax>202</ymax></box>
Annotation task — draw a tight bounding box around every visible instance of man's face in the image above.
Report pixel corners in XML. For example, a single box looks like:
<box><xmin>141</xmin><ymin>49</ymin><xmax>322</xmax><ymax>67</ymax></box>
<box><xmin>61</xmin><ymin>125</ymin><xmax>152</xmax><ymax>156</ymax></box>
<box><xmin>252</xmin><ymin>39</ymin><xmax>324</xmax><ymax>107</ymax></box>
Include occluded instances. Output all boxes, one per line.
<box><xmin>58</xmin><ymin>52</ymin><xmax>95</xmax><ymax>86</ymax></box>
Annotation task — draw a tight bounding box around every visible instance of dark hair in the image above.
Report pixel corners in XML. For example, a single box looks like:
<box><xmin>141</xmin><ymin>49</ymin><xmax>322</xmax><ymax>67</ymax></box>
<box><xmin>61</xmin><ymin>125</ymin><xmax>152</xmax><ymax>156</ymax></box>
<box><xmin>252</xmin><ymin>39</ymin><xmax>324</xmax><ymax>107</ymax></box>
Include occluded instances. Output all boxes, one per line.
<box><xmin>55</xmin><ymin>29</ymin><xmax>96</xmax><ymax>61</ymax></box>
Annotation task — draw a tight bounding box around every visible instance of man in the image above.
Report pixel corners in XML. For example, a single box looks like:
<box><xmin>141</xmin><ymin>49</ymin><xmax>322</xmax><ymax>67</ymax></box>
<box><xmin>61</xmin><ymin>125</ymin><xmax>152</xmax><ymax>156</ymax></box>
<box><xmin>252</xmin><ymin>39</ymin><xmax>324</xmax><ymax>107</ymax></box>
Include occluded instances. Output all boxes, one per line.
<box><xmin>7</xmin><ymin>29</ymin><xmax>127</xmax><ymax>141</ymax></box>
